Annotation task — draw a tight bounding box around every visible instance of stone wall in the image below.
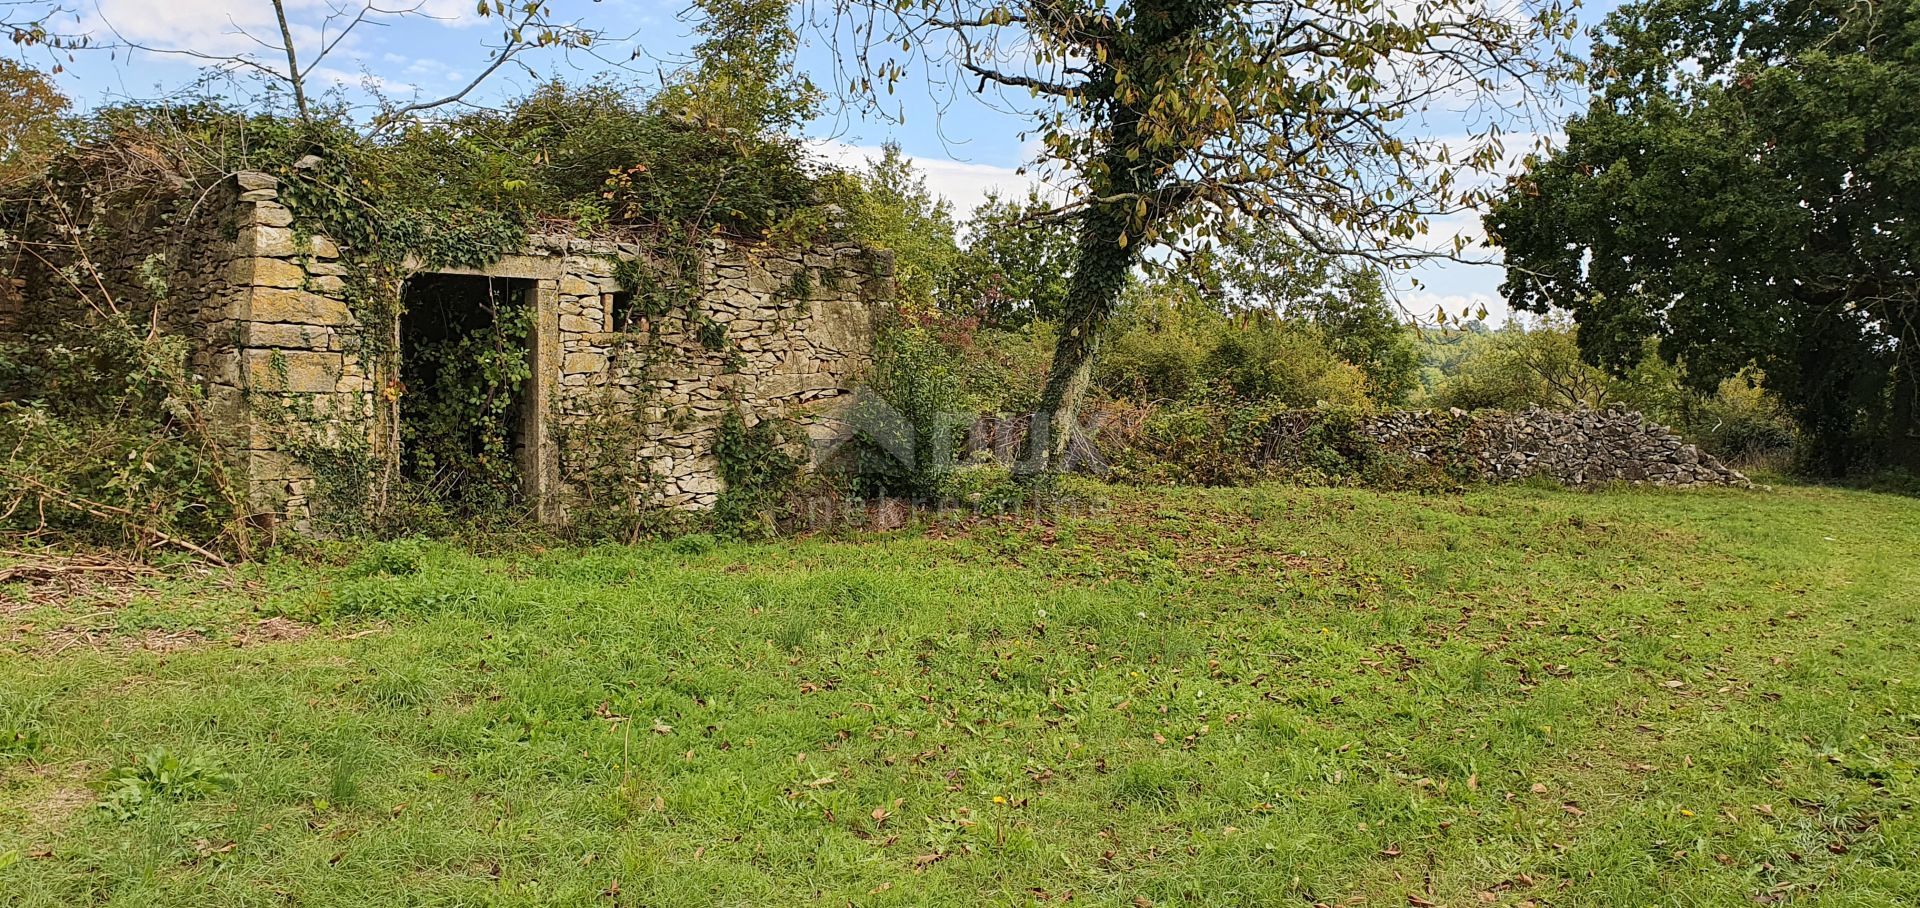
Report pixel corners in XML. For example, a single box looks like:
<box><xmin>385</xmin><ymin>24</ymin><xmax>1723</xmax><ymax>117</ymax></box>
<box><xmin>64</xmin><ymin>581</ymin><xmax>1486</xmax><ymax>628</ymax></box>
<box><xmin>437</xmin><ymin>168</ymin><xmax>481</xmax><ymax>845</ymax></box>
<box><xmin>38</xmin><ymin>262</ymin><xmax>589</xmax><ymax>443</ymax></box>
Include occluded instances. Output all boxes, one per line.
<box><xmin>226</xmin><ymin>173</ymin><xmax>887</xmax><ymax>524</ymax></box>
<box><xmin>2</xmin><ymin>169</ymin><xmax>888</xmax><ymax>529</ymax></box>
<box><xmin>1268</xmin><ymin>407</ymin><xmax>1750</xmax><ymax>488</ymax></box>
<box><xmin>545</xmin><ymin>236</ymin><xmax>884</xmax><ymax>510</ymax></box>
<box><xmin>2</xmin><ymin>171</ymin><xmax>265</xmax><ymax>476</ymax></box>
<box><xmin>222</xmin><ymin>172</ymin><xmax>379</xmax><ymax>523</ymax></box>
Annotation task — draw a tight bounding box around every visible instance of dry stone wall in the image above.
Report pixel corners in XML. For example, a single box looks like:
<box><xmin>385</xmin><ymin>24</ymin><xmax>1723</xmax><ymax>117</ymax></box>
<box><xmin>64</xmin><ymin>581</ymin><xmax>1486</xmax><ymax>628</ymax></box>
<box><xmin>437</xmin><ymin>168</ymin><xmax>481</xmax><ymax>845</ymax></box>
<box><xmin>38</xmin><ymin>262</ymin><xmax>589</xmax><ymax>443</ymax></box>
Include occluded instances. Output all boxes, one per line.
<box><xmin>1</xmin><ymin>172</ymin><xmax>269</xmax><ymax>487</ymax></box>
<box><xmin>1314</xmin><ymin>407</ymin><xmax>1751</xmax><ymax>488</ymax></box>
<box><xmin>546</xmin><ymin>236</ymin><xmax>885</xmax><ymax>510</ymax></box>
<box><xmin>222</xmin><ymin>172</ymin><xmax>378</xmax><ymax>523</ymax></box>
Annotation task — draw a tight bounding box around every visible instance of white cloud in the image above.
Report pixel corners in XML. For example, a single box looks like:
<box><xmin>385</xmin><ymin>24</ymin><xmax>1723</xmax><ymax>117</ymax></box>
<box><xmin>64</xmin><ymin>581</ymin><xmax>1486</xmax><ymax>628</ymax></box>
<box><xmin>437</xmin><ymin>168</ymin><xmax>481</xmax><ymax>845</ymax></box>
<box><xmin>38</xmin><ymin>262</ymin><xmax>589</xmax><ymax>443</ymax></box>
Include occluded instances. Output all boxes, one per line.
<box><xmin>808</xmin><ymin>139</ymin><xmax>1039</xmax><ymax>217</ymax></box>
<box><xmin>89</xmin><ymin>0</ymin><xmax>480</xmax><ymax>75</ymax></box>
<box><xmin>307</xmin><ymin>64</ymin><xmax>406</xmax><ymax>92</ymax></box>
<box><xmin>90</xmin><ymin>0</ymin><xmax>335</xmax><ymax>58</ymax></box>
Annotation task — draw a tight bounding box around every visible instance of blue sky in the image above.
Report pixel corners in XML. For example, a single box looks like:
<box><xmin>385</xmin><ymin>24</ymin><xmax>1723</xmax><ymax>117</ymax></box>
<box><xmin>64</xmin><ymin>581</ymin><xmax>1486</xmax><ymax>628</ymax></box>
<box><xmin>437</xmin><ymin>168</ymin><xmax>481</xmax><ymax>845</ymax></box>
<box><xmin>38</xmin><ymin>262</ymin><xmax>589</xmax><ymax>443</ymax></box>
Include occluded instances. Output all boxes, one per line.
<box><xmin>38</xmin><ymin>0</ymin><xmax>1621</xmax><ymax>322</ymax></box>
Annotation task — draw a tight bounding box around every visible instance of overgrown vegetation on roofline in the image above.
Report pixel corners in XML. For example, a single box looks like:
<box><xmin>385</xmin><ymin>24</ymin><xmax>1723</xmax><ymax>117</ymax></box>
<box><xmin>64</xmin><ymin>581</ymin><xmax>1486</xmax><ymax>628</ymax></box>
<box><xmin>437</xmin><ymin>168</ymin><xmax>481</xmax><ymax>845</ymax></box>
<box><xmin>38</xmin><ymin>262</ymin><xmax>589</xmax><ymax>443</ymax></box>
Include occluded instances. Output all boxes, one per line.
<box><xmin>0</xmin><ymin>72</ymin><xmax>878</xmax><ymax>555</ymax></box>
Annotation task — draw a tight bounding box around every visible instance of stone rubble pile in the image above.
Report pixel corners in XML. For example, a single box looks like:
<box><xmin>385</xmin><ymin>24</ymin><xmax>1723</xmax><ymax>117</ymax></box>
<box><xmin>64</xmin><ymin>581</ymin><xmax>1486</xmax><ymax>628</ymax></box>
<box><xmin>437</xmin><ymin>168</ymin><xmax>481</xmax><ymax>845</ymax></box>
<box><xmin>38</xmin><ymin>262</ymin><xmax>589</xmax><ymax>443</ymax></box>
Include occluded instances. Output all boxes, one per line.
<box><xmin>1356</xmin><ymin>407</ymin><xmax>1750</xmax><ymax>488</ymax></box>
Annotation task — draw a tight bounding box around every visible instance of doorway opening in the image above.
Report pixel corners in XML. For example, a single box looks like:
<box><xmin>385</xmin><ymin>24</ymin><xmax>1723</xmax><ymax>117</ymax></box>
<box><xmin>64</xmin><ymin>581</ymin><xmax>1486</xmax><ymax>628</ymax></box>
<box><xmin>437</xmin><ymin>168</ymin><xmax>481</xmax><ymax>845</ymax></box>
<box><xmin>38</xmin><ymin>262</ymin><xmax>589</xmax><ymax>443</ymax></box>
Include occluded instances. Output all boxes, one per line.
<box><xmin>398</xmin><ymin>273</ymin><xmax>535</xmax><ymax>515</ymax></box>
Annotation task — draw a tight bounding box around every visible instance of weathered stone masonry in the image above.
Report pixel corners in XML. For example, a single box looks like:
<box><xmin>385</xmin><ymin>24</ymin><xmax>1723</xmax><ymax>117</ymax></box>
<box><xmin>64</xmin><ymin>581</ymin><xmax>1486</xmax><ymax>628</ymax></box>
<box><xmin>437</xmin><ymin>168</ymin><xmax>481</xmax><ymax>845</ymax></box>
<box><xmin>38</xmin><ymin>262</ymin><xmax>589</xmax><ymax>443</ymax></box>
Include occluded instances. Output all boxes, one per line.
<box><xmin>5</xmin><ymin>171</ymin><xmax>888</xmax><ymax>528</ymax></box>
<box><xmin>539</xmin><ymin>233</ymin><xmax>883</xmax><ymax>511</ymax></box>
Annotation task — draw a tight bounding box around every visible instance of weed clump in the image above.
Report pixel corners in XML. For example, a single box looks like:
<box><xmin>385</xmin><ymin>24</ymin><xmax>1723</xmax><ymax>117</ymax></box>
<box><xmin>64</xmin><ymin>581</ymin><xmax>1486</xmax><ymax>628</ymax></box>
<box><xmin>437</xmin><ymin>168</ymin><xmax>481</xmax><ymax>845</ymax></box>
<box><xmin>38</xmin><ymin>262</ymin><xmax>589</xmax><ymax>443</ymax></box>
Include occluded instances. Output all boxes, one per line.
<box><xmin>346</xmin><ymin>538</ymin><xmax>433</xmax><ymax>578</ymax></box>
<box><xmin>97</xmin><ymin>748</ymin><xmax>236</xmax><ymax>820</ymax></box>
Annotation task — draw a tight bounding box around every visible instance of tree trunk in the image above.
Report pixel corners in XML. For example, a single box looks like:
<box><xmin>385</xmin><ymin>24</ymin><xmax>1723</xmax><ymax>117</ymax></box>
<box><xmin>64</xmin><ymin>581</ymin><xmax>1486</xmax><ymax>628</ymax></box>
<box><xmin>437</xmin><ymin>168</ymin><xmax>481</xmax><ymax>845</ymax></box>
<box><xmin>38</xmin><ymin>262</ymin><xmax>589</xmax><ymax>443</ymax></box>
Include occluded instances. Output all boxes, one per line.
<box><xmin>1891</xmin><ymin>304</ymin><xmax>1920</xmax><ymax>471</ymax></box>
<box><xmin>1006</xmin><ymin>0</ymin><xmax>1197</xmax><ymax>484</ymax></box>
<box><xmin>1012</xmin><ymin>200</ymin><xmax>1139</xmax><ymax>483</ymax></box>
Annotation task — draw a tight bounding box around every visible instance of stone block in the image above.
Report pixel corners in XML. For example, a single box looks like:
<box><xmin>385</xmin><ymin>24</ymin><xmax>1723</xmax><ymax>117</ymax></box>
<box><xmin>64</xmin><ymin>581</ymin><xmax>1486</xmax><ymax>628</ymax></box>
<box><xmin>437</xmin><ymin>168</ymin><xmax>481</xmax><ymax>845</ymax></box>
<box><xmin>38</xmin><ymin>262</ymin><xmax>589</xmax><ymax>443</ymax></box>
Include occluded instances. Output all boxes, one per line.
<box><xmin>241</xmin><ymin>257</ymin><xmax>309</xmax><ymax>288</ymax></box>
<box><xmin>248</xmin><ymin>323</ymin><xmax>328</xmax><ymax>350</ymax></box>
<box><xmin>251</xmin><ymin>202</ymin><xmax>295</xmax><ymax>227</ymax></box>
<box><xmin>240</xmin><ymin>225</ymin><xmax>298</xmax><ymax>257</ymax></box>
<box><xmin>207</xmin><ymin>350</ymin><xmax>244</xmax><ymax>385</ymax></box>
<box><xmin>246</xmin><ymin>349</ymin><xmax>345</xmax><ymax>393</ymax></box>
<box><xmin>306</xmin><ymin>234</ymin><xmax>340</xmax><ymax>259</ymax></box>
<box><xmin>245</xmin><ymin>449</ymin><xmax>299</xmax><ymax>491</ymax></box>
<box><xmin>563</xmin><ymin>352</ymin><xmax>608</xmax><ymax>375</ymax></box>
<box><xmin>250</xmin><ymin>287</ymin><xmax>355</xmax><ymax>326</ymax></box>
<box><xmin>235</xmin><ymin>171</ymin><xmax>278</xmax><ymax>192</ymax></box>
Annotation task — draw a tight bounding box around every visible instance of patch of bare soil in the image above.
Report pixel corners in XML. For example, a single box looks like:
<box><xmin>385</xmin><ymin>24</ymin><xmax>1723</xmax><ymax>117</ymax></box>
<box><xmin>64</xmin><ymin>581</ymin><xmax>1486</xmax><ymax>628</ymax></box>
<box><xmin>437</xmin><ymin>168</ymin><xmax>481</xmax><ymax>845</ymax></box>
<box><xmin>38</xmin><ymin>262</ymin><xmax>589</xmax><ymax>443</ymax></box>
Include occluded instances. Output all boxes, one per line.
<box><xmin>28</xmin><ymin>617</ymin><xmax>317</xmax><ymax>657</ymax></box>
<box><xmin>1</xmin><ymin>772</ymin><xmax>96</xmax><ymax>854</ymax></box>
<box><xmin>34</xmin><ymin>625</ymin><xmax>207</xmax><ymax>656</ymax></box>
<box><xmin>25</xmin><ymin>785</ymin><xmax>95</xmax><ymax>831</ymax></box>
<box><xmin>3</xmin><ymin>554</ymin><xmax>313</xmax><ymax>656</ymax></box>
<box><xmin>232</xmin><ymin>616</ymin><xmax>312</xmax><ymax>646</ymax></box>
<box><xmin>0</xmin><ymin>553</ymin><xmax>163</xmax><ymax>618</ymax></box>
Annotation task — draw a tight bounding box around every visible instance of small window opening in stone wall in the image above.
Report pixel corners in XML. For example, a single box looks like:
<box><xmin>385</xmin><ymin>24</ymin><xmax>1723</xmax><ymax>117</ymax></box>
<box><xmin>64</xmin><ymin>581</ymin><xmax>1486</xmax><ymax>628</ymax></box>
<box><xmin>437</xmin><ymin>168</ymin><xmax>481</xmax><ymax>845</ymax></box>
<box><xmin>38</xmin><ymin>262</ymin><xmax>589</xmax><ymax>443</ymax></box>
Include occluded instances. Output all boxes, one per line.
<box><xmin>605</xmin><ymin>291</ymin><xmax>637</xmax><ymax>331</ymax></box>
<box><xmin>399</xmin><ymin>273</ymin><xmax>537</xmax><ymax>511</ymax></box>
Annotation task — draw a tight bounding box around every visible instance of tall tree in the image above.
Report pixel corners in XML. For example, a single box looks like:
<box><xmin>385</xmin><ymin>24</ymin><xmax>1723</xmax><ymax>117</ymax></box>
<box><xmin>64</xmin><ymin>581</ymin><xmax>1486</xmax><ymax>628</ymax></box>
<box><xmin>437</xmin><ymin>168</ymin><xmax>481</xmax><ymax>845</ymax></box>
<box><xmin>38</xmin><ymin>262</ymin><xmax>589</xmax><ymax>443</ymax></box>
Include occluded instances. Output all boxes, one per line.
<box><xmin>819</xmin><ymin>0</ymin><xmax>1574</xmax><ymax>479</ymax></box>
<box><xmin>964</xmin><ymin>190</ymin><xmax>1077</xmax><ymax>327</ymax></box>
<box><xmin>1183</xmin><ymin>222</ymin><xmax>1419</xmax><ymax>404</ymax></box>
<box><xmin>655</xmin><ymin>0</ymin><xmax>823</xmax><ymax>132</ymax></box>
<box><xmin>1487</xmin><ymin>0</ymin><xmax>1920</xmax><ymax>474</ymax></box>
<box><xmin>842</xmin><ymin>143</ymin><xmax>970</xmax><ymax>309</ymax></box>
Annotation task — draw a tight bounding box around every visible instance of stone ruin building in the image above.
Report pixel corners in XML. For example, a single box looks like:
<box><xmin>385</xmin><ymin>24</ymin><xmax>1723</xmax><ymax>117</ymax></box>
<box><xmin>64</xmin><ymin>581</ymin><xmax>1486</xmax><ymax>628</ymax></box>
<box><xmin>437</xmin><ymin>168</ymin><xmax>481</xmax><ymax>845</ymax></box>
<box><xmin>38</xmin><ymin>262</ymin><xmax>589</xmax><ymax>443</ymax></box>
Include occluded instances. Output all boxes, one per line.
<box><xmin>0</xmin><ymin>171</ymin><xmax>892</xmax><ymax>529</ymax></box>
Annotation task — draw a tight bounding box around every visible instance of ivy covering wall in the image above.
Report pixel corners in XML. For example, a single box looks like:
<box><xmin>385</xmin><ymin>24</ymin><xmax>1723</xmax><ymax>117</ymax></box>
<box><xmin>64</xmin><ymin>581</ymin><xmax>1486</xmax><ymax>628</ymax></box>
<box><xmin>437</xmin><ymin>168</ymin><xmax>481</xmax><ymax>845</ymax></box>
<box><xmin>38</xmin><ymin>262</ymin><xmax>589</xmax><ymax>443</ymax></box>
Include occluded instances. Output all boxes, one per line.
<box><xmin>0</xmin><ymin>83</ymin><xmax>882</xmax><ymax>552</ymax></box>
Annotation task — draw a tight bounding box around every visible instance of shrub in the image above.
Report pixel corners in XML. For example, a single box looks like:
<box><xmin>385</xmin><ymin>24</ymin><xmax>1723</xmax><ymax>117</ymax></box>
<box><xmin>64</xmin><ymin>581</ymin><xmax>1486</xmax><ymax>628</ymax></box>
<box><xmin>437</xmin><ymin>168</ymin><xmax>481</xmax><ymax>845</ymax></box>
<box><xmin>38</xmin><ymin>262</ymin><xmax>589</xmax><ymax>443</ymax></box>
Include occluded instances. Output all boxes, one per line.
<box><xmin>711</xmin><ymin>410</ymin><xmax>807</xmax><ymax>539</ymax></box>
<box><xmin>847</xmin><ymin>323</ymin><xmax>973</xmax><ymax>498</ymax></box>
<box><xmin>1098</xmin><ymin>326</ymin><xmax>1208</xmax><ymax>402</ymax></box>
<box><xmin>1202</xmin><ymin>320</ymin><xmax>1373</xmax><ymax>408</ymax></box>
<box><xmin>0</xmin><ymin>314</ymin><xmax>242</xmax><ymax>555</ymax></box>
<box><xmin>959</xmin><ymin>324</ymin><xmax>1057</xmax><ymax>414</ymax></box>
<box><xmin>1106</xmin><ymin>396</ymin><xmax>1292</xmax><ymax>486</ymax></box>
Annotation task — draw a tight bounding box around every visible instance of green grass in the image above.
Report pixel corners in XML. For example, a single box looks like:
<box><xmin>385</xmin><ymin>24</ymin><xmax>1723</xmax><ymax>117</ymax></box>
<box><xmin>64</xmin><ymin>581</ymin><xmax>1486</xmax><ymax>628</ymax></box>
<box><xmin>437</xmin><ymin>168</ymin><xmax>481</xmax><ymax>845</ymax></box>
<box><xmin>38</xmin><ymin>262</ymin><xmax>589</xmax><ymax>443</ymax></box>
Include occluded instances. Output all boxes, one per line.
<box><xmin>2</xmin><ymin>482</ymin><xmax>1918</xmax><ymax>906</ymax></box>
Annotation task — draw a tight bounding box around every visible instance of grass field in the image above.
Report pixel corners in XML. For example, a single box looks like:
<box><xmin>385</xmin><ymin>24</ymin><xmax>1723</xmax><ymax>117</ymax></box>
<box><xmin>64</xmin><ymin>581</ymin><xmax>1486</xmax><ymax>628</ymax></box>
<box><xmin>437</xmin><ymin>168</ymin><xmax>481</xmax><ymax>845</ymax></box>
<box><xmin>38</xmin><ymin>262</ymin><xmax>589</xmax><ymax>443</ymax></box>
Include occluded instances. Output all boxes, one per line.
<box><xmin>2</xmin><ymin>481</ymin><xmax>1918</xmax><ymax>907</ymax></box>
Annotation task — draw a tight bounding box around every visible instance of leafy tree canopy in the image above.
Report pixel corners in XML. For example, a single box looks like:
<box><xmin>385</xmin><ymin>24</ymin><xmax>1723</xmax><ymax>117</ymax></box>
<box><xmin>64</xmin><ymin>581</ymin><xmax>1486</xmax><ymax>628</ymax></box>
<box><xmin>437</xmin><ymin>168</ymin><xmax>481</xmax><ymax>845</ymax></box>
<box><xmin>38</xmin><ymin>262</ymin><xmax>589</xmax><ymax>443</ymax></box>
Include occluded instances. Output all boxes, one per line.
<box><xmin>962</xmin><ymin>191</ymin><xmax>1078</xmax><ymax>328</ymax></box>
<box><xmin>0</xmin><ymin>57</ymin><xmax>63</xmax><ymax>186</ymax></box>
<box><xmin>1180</xmin><ymin>222</ymin><xmax>1419</xmax><ymax>404</ymax></box>
<box><xmin>1487</xmin><ymin>0</ymin><xmax>1920</xmax><ymax>474</ymax></box>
